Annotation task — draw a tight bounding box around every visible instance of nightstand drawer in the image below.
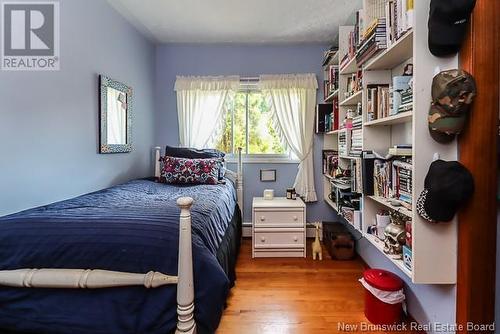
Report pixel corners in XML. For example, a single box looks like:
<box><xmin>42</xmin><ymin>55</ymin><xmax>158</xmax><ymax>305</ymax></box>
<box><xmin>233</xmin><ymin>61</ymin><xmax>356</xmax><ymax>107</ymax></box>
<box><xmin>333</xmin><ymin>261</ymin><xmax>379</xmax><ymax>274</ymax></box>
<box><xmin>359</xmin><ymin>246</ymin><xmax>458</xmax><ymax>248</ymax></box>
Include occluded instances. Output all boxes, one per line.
<box><xmin>253</xmin><ymin>210</ymin><xmax>304</xmax><ymax>226</ymax></box>
<box><xmin>254</xmin><ymin>231</ymin><xmax>304</xmax><ymax>249</ymax></box>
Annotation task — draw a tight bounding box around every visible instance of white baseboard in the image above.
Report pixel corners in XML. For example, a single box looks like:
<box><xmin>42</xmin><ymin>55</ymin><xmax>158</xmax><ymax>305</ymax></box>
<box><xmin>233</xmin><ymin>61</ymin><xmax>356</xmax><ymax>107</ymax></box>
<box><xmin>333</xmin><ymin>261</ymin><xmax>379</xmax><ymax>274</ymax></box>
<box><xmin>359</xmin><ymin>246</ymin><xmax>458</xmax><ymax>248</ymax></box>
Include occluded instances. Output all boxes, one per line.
<box><xmin>242</xmin><ymin>222</ymin><xmax>252</xmax><ymax>237</ymax></box>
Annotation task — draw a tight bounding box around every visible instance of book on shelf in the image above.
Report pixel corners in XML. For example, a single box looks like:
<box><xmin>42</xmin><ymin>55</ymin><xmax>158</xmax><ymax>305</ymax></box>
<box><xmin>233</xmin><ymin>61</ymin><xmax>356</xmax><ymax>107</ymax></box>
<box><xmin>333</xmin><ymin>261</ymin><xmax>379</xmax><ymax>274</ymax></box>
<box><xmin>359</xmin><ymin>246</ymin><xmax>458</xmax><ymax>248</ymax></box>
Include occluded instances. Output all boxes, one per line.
<box><xmin>322</xmin><ymin>100</ymin><xmax>339</xmax><ymax>133</ymax></box>
<box><xmin>373</xmin><ymin>159</ymin><xmax>392</xmax><ymax>198</ymax></box>
<box><xmin>388</xmin><ymin>145</ymin><xmax>412</xmax><ymax>156</ymax></box>
<box><xmin>372</xmin><ymin>153</ymin><xmax>413</xmax><ymax>205</ymax></box>
<box><xmin>361</xmin><ymin>151</ymin><xmax>375</xmax><ymax>196</ymax></box>
<box><xmin>322</xmin><ymin>150</ymin><xmax>339</xmax><ymax>177</ymax></box>
<box><xmin>323</xmin><ymin>63</ymin><xmax>339</xmax><ymax>99</ymax></box>
<box><xmin>322</xmin><ymin>48</ymin><xmax>339</xmax><ymax>66</ymax></box>
<box><xmin>356</xmin><ymin>18</ymin><xmax>387</xmax><ymax>66</ymax></box>
<box><xmin>350</xmin><ymin>128</ymin><xmax>363</xmax><ymax>156</ymax></box>
<box><xmin>339</xmin><ymin>53</ymin><xmax>351</xmax><ymax>71</ymax></box>
<box><xmin>338</xmin><ymin>131</ymin><xmax>349</xmax><ymax>156</ymax></box>
<box><xmin>351</xmin><ymin>157</ymin><xmax>363</xmax><ymax>194</ymax></box>
<box><xmin>366</xmin><ymin>84</ymin><xmax>390</xmax><ymax>121</ymax></box>
<box><xmin>345</xmin><ymin>70</ymin><xmax>363</xmax><ymax>98</ymax></box>
<box><xmin>316</xmin><ymin>104</ymin><xmax>332</xmax><ymax>133</ymax></box>
<box><xmin>392</xmin><ymin>157</ymin><xmax>413</xmax><ymax>205</ymax></box>
<box><xmin>355</xmin><ymin>9</ymin><xmax>364</xmax><ymax>48</ymax></box>
<box><xmin>392</xmin><ymin>75</ymin><xmax>413</xmax><ymax>116</ymax></box>
<box><xmin>386</xmin><ymin>0</ymin><xmax>414</xmax><ymax>47</ymax></box>
<box><xmin>352</xmin><ymin>115</ymin><xmax>362</xmax><ymax>128</ymax></box>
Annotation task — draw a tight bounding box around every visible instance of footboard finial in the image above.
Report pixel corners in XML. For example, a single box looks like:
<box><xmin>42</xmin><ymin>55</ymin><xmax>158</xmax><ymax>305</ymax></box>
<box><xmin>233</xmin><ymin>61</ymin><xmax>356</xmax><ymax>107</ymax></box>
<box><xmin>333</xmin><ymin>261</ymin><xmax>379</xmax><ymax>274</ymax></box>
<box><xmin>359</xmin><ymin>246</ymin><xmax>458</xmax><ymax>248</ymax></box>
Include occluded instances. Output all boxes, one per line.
<box><xmin>176</xmin><ymin>196</ymin><xmax>196</xmax><ymax>334</ymax></box>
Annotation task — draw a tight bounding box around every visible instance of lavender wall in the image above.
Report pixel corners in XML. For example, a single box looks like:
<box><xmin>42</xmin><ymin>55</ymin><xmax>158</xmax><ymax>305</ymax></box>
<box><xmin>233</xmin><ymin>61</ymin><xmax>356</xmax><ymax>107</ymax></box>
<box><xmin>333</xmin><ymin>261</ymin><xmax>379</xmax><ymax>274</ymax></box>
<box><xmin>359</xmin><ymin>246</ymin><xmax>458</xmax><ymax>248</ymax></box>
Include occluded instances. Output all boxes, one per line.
<box><xmin>0</xmin><ymin>0</ymin><xmax>155</xmax><ymax>216</ymax></box>
<box><xmin>154</xmin><ymin>44</ymin><xmax>335</xmax><ymax>223</ymax></box>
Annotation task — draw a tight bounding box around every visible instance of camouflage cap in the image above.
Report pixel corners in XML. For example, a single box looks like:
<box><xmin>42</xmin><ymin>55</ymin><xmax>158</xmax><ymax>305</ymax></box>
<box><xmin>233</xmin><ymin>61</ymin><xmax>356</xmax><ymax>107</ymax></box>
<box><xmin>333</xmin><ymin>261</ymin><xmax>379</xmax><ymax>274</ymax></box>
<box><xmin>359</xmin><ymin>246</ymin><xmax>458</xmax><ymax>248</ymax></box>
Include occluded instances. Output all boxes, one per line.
<box><xmin>428</xmin><ymin>69</ymin><xmax>476</xmax><ymax>143</ymax></box>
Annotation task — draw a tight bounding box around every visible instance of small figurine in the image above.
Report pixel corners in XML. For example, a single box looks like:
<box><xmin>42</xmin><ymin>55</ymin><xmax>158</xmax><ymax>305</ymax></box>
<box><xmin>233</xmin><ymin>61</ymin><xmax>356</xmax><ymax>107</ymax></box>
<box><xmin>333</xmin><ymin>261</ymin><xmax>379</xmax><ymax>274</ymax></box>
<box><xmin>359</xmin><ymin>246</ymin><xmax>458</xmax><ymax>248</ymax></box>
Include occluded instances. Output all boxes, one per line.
<box><xmin>383</xmin><ymin>210</ymin><xmax>409</xmax><ymax>259</ymax></box>
<box><xmin>312</xmin><ymin>222</ymin><xmax>323</xmax><ymax>260</ymax></box>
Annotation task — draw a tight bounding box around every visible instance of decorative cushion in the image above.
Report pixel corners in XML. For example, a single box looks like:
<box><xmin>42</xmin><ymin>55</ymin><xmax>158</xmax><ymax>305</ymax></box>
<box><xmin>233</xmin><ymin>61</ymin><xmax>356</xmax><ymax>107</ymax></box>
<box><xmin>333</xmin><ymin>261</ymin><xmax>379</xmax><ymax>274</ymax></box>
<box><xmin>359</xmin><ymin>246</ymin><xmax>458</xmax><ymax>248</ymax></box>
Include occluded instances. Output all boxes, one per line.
<box><xmin>165</xmin><ymin>146</ymin><xmax>226</xmax><ymax>180</ymax></box>
<box><xmin>160</xmin><ymin>156</ymin><xmax>219</xmax><ymax>185</ymax></box>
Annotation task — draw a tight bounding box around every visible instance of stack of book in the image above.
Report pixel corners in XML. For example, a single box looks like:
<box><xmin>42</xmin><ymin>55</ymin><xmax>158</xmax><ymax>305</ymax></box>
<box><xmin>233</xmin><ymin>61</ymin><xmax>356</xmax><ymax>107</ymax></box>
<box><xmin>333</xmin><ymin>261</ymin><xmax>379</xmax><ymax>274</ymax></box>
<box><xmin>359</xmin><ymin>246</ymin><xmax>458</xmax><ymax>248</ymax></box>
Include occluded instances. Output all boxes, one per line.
<box><xmin>385</xmin><ymin>0</ymin><xmax>414</xmax><ymax>48</ymax></box>
<box><xmin>388</xmin><ymin>144</ymin><xmax>412</xmax><ymax>156</ymax></box>
<box><xmin>398</xmin><ymin>88</ymin><xmax>413</xmax><ymax>113</ymax></box>
<box><xmin>366</xmin><ymin>84</ymin><xmax>391</xmax><ymax>121</ymax></box>
<box><xmin>350</xmin><ymin>129</ymin><xmax>363</xmax><ymax>156</ymax></box>
<box><xmin>339</xmin><ymin>25</ymin><xmax>359</xmax><ymax>71</ymax></box>
<box><xmin>392</xmin><ymin>75</ymin><xmax>412</xmax><ymax>115</ymax></box>
<box><xmin>392</xmin><ymin>158</ymin><xmax>413</xmax><ymax>204</ymax></box>
<box><xmin>352</xmin><ymin>115</ymin><xmax>362</xmax><ymax>129</ymax></box>
<box><xmin>322</xmin><ymin>150</ymin><xmax>339</xmax><ymax>177</ymax></box>
<box><xmin>322</xmin><ymin>48</ymin><xmax>338</xmax><ymax>66</ymax></box>
<box><xmin>339</xmin><ymin>131</ymin><xmax>348</xmax><ymax>156</ymax></box>
<box><xmin>356</xmin><ymin>18</ymin><xmax>387</xmax><ymax>66</ymax></box>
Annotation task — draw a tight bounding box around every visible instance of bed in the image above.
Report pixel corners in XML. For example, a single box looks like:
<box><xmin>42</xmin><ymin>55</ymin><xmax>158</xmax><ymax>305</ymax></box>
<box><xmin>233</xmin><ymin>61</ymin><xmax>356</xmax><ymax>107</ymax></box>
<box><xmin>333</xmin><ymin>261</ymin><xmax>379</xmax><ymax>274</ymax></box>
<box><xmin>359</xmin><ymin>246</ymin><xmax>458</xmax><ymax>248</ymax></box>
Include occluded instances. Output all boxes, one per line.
<box><xmin>0</xmin><ymin>148</ymin><xmax>244</xmax><ymax>334</ymax></box>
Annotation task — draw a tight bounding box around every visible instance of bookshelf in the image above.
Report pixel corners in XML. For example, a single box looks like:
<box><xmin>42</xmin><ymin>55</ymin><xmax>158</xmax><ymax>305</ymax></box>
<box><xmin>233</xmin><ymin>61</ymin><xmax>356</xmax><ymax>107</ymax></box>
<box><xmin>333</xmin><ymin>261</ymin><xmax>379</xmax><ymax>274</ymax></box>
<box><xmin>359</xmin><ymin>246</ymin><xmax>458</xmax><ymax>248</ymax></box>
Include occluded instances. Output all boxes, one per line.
<box><xmin>319</xmin><ymin>0</ymin><xmax>458</xmax><ymax>284</ymax></box>
<box><xmin>324</xmin><ymin>89</ymin><xmax>339</xmax><ymax>102</ymax></box>
<box><xmin>363</xmin><ymin>110</ymin><xmax>412</xmax><ymax>126</ymax></box>
<box><xmin>339</xmin><ymin>90</ymin><xmax>363</xmax><ymax>106</ymax></box>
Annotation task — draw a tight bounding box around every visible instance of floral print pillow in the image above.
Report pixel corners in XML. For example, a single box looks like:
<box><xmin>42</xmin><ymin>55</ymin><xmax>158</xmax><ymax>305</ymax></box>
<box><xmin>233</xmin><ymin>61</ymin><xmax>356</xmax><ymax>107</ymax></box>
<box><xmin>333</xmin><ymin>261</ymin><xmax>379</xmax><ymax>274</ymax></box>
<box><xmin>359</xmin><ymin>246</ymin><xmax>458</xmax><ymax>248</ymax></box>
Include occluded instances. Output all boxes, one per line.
<box><xmin>160</xmin><ymin>156</ymin><xmax>219</xmax><ymax>185</ymax></box>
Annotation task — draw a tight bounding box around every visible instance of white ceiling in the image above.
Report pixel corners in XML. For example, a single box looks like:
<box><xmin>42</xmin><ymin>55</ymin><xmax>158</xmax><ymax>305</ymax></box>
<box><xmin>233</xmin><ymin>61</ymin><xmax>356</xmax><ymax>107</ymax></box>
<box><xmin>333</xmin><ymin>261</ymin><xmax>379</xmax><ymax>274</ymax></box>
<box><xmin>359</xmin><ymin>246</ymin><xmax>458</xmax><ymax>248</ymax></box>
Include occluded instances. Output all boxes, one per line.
<box><xmin>107</xmin><ymin>0</ymin><xmax>362</xmax><ymax>44</ymax></box>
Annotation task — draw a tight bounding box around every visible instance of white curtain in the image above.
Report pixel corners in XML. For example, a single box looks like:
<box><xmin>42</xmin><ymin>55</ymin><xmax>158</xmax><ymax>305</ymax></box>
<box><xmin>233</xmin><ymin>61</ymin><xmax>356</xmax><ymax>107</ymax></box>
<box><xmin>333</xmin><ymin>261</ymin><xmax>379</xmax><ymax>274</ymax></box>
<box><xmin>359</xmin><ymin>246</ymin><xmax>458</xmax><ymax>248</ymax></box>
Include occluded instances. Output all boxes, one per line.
<box><xmin>175</xmin><ymin>75</ymin><xmax>240</xmax><ymax>148</ymax></box>
<box><xmin>260</xmin><ymin>74</ymin><xmax>318</xmax><ymax>202</ymax></box>
<box><xmin>106</xmin><ymin>88</ymin><xmax>127</xmax><ymax>145</ymax></box>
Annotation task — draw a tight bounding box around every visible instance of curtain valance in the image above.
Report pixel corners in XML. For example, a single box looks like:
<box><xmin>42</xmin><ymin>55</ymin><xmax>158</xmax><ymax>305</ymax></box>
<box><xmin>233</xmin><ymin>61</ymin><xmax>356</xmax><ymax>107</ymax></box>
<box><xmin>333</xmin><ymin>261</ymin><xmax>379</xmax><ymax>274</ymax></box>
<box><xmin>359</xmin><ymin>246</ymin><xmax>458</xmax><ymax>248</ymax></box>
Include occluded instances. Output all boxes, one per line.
<box><xmin>174</xmin><ymin>76</ymin><xmax>240</xmax><ymax>91</ymax></box>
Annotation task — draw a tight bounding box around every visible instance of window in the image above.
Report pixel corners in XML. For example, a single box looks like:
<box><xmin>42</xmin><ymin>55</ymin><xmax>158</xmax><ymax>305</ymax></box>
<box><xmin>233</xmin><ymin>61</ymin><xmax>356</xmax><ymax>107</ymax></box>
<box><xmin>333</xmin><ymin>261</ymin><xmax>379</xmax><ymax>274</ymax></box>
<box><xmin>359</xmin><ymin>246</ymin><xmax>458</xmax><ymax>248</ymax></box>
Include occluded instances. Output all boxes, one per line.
<box><xmin>215</xmin><ymin>89</ymin><xmax>292</xmax><ymax>161</ymax></box>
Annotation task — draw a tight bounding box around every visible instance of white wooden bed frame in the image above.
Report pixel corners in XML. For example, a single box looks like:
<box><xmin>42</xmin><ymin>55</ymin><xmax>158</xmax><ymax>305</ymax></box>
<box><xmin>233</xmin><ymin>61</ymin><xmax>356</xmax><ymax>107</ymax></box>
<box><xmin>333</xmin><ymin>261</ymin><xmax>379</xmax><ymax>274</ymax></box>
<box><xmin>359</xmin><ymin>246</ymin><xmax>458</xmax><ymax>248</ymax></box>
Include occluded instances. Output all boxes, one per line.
<box><xmin>0</xmin><ymin>147</ymin><xmax>244</xmax><ymax>334</ymax></box>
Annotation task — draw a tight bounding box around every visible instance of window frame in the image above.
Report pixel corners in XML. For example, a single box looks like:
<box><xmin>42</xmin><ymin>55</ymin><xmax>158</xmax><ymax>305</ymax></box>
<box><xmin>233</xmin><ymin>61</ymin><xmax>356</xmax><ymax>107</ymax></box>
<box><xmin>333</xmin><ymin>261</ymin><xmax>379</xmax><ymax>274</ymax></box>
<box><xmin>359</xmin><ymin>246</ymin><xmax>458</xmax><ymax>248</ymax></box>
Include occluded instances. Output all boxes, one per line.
<box><xmin>222</xmin><ymin>83</ymin><xmax>298</xmax><ymax>164</ymax></box>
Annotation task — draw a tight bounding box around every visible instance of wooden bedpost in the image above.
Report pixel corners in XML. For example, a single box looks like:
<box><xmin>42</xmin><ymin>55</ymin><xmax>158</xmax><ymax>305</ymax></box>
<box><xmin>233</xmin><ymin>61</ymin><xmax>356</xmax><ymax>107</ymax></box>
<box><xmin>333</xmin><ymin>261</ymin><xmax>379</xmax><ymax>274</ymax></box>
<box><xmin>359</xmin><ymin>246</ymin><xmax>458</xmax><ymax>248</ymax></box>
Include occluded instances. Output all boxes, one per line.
<box><xmin>236</xmin><ymin>147</ymin><xmax>244</xmax><ymax>219</ymax></box>
<box><xmin>176</xmin><ymin>197</ymin><xmax>196</xmax><ymax>334</ymax></box>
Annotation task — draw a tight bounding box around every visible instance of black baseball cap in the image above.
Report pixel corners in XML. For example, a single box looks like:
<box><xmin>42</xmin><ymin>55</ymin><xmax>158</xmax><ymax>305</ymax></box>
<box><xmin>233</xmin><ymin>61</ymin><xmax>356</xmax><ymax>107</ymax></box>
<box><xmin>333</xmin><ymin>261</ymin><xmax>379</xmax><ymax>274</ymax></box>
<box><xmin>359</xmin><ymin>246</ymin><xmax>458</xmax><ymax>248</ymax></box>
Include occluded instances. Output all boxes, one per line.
<box><xmin>417</xmin><ymin>160</ymin><xmax>474</xmax><ymax>223</ymax></box>
<box><xmin>428</xmin><ymin>0</ymin><xmax>476</xmax><ymax>57</ymax></box>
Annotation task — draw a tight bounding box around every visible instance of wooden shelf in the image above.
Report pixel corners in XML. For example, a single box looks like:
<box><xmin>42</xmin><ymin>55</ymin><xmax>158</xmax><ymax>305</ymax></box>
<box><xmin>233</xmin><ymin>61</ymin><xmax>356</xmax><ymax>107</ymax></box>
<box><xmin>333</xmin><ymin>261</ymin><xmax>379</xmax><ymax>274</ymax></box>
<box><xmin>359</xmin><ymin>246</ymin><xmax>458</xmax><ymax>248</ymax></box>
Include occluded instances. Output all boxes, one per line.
<box><xmin>339</xmin><ymin>57</ymin><xmax>358</xmax><ymax>75</ymax></box>
<box><xmin>364</xmin><ymin>30</ymin><xmax>414</xmax><ymax>71</ymax></box>
<box><xmin>364</xmin><ymin>233</ymin><xmax>412</xmax><ymax>278</ymax></box>
<box><xmin>340</xmin><ymin>90</ymin><xmax>362</xmax><ymax>106</ymax></box>
<box><xmin>324</xmin><ymin>89</ymin><xmax>339</xmax><ymax>102</ymax></box>
<box><xmin>325</xmin><ymin>128</ymin><xmax>343</xmax><ymax>135</ymax></box>
<box><xmin>339</xmin><ymin>155</ymin><xmax>360</xmax><ymax>160</ymax></box>
<box><xmin>364</xmin><ymin>111</ymin><xmax>413</xmax><ymax>126</ymax></box>
<box><xmin>366</xmin><ymin>196</ymin><xmax>412</xmax><ymax>217</ymax></box>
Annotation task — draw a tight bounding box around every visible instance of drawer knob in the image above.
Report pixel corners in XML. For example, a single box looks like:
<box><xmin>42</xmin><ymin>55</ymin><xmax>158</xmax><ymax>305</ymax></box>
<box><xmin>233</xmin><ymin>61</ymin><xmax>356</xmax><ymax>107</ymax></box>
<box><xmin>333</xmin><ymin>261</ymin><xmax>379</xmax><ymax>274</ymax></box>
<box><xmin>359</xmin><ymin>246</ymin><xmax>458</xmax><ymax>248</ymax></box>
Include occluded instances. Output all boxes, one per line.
<box><xmin>293</xmin><ymin>216</ymin><xmax>298</xmax><ymax>221</ymax></box>
<box><xmin>260</xmin><ymin>216</ymin><xmax>265</xmax><ymax>221</ymax></box>
<box><xmin>261</xmin><ymin>237</ymin><xmax>266</xmax><ymax>242</ymax></box>
<box><xmin>293</xmin><ymin>236</ymin><xmax>298</xmax><ymax>242</ymax></box>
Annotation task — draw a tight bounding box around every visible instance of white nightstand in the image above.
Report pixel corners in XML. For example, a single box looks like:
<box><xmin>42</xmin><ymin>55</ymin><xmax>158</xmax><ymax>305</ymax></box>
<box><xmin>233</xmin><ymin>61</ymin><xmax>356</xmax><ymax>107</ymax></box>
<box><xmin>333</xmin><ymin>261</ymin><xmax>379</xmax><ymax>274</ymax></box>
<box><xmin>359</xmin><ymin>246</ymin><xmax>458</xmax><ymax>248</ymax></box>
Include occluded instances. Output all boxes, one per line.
<box><xmin>252</xmin><ymin>197</ymin><xmax>306</xmax><ymax>258</ymax></box>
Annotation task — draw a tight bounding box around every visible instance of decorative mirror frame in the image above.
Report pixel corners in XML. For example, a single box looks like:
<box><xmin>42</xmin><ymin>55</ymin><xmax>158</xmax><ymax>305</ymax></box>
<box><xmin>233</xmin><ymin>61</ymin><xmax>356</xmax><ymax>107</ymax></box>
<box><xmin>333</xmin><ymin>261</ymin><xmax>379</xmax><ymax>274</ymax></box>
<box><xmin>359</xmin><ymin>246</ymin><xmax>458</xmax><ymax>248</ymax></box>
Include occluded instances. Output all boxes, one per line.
<box><xmin>99</xmin><ymin>75</ymin><xmax>133</xmax><ymax>153</ymax></box>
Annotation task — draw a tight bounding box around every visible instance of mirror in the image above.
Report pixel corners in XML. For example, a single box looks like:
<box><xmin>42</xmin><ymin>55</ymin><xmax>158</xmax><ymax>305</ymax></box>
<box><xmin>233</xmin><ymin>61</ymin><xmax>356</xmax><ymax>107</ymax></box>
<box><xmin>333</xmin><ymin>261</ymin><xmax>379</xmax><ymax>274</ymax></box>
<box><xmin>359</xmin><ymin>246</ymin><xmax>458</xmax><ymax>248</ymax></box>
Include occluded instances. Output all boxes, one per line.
<box><xmin>99</xmin><ymin>75</ymin><xmax>132</xmax><ymax>153</ymax></box>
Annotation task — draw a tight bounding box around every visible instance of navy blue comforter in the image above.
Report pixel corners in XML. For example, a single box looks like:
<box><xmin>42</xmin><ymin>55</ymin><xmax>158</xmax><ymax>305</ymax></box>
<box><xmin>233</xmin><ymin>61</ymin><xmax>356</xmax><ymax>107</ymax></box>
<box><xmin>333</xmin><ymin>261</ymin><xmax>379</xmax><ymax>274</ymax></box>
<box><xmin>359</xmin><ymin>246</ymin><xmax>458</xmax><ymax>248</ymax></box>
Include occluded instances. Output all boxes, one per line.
<box><xmin>0</xmin><ymin>179</ymin><xmax>237</xmax><ymax>334</ymax></box>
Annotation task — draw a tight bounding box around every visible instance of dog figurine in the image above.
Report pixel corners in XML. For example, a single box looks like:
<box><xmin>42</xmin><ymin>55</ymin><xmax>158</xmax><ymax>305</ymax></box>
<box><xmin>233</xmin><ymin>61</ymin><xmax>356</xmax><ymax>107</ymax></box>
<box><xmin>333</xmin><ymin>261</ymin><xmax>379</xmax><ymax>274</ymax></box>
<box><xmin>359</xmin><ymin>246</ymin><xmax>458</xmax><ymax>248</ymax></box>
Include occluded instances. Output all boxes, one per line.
<box><xmin>312</xmin><ymin>222</ymin><xmax>322</xmax><ymax>260</ymax></box>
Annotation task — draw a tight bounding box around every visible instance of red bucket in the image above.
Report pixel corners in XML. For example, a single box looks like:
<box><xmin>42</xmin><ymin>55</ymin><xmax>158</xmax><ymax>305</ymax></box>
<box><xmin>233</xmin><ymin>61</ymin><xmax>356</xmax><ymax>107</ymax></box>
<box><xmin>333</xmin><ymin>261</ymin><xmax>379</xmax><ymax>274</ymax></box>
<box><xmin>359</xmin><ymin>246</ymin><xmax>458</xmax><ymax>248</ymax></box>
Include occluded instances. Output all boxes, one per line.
<box><xmin>363</xmin><ymin>269</ymin><xmax>404</xmax><ymax>325</ymax></box>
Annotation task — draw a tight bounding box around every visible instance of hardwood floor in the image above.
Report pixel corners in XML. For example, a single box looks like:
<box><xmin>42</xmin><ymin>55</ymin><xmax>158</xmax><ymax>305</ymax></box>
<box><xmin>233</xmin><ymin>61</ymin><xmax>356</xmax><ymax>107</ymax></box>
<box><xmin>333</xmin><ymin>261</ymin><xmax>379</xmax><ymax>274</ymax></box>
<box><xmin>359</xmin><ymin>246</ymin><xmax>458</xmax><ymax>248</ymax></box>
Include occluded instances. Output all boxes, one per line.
<box><xmin>217</xmin><ymin>238</ymin><xmax>419</xmax><ymax>334</ymax></box>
